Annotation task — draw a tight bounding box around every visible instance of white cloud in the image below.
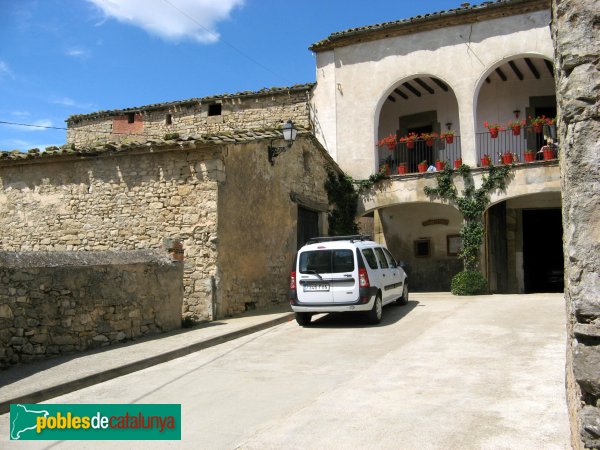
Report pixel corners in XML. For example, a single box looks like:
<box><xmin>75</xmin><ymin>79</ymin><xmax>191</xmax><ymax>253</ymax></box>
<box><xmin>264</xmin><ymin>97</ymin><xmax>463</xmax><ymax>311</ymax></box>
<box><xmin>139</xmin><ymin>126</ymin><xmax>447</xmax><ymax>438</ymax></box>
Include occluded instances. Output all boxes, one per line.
<box><xmin>51</xmin><ymin>97</ymin><xmax>96</xmax><ymax>110</ymax></box>
<box><xmin>0</xmin><ymin>61</ymin><xmax>15</xmax><ymax>80</ymax></box>
<box><xmin>87</xmin><ymin>0</ymin><xmax>244</xmax><ymax>43</ymax></box>
<box><xmin>12</xmin><ymin>111</ymin><xmax>31</xmax><ymax>117</ymax></box>
<box><xmin>65</xmin><ymin>47</ymin><xmax>91</xmax><ymax>59</ymax></box>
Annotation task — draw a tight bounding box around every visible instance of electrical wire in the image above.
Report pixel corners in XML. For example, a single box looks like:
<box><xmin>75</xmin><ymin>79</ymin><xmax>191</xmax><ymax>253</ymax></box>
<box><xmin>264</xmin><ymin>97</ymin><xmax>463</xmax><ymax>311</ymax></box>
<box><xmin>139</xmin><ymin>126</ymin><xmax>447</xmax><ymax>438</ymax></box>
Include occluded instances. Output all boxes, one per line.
<box><xmin>160</xmin><ymin>0</ymin><xmax>291</xmax><ymax>84</ymax></box>
<box><xmin>0</xmin><ymin>120</ymin><xmax>165</xmax><ymax>139</ymax></box>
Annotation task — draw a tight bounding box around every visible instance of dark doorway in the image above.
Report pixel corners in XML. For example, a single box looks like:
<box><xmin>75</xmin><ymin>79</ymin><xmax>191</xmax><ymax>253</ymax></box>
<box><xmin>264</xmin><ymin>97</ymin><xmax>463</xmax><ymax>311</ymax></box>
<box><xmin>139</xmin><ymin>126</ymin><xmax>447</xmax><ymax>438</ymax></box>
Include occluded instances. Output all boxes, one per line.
<box><xmin>533</xmin><ymin>105</ymin><xmax>558</xmax><ymax>153</ymax></box>
<box><xmin>523</xmin><ymin>209</ymin><xmax>564</xmax><ymax>293</ymax></box>
<box><xmin>297</xmin><ymin>207</ymin><xmax>319</xmax><ymax>249</ymax></box>
<box><xmin>487</xmin><ymin>202</ymin><xmax>508</xmax><ymax>293</ymax></box>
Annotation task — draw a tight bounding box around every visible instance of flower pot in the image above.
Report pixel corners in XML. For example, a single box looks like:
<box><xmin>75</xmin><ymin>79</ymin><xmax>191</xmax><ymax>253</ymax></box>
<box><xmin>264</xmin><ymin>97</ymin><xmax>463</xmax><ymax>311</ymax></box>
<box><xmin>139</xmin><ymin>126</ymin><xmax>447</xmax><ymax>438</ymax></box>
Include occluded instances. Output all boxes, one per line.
<box><xmin>481</xmin><ymin>156</ymin><xmax>491</xmax><ymax>167</ymax></box>
<box><xmin>533</xmin><ymin>124</ymin><xmax>543</xmax><ymax>134</ymax></box>
<box><xmin>435</xmin><ymin>161</ymin><xmax>445</xmax><ymax>171</ymax></box>
<box><xmin>511</xmin><ymin>125</ymin><xmax>521</xmax><ymax>136</ymax></box>
<box><xmin>380</xmin><ymin>164</ymin><xmax>391</xmax><ymax>175</ymax></box>
<box><xmin>425</xmin><ymin>138</ymin><xmax>434</xmax><ymax>147</ymax></box>
<box><xmin>489</xmin><ymin>129</ymin><xmax>499</xmax><ymax>139</ymax></box>
<box><xmin>445</xmin><ymin>135</ymin><xmax>454</xmax><ymax>144</ymax></box>
<box><xmin>406</xmin><ymin>141</ymin><xmax>415</xmax><ymax>149</ymax></box>
<box><xmin>453</xmin><ymin>159</ymin><xmax>462</xmax><ymax>169</ymax></box>
<box><xmin>502</xmin><ymin>153</ymin><xmax>513</xmax><ymax>164</ymax></box>
<box><xmin>386</xmin><ymin>143</ymin><xmax>395</xmax><ymax>150</ymax></box>
<box><xmin>417</xmin><ymin>163</ymin><xmax>428</xmax><ymax>173</ymax></box>
<box><xmin>524</xmin><ymin>152</ymin><xmax>536</xmax><ymax>162</ymax></box>
<box><xmin>543</xmin><ymin>148</ymin><xmax>557</xmax><ymax>160</ymax></box>
<box><xmin>397</xmin><ymin>163</ymin><xmax>408</xmax><ymax>175</ymax></box>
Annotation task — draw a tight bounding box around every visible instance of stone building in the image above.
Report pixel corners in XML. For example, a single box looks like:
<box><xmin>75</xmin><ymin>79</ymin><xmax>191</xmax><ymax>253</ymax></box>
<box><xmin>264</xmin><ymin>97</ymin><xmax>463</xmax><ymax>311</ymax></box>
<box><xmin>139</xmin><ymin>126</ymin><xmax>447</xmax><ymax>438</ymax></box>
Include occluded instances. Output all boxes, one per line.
<box><xmin>0</xmin><ymin>86</ymin><xmax>338</xmax><ymax>322</ymax></box>
<box><xmin>310</xmin><ymin>0</ymin><xmax>562</xmax><ymax>293</ymax></box>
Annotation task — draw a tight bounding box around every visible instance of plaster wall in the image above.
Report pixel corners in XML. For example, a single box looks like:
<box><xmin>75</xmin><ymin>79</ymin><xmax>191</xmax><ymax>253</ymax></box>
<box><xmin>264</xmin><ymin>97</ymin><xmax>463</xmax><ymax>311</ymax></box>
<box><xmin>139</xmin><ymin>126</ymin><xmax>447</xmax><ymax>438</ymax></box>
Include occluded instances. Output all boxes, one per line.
<box><xmin>312</xmin><ymin>10</ymin><xmax>553</xmax><ymax>178</ymax></box>
<box><xmin>358</xmin><ymin>162</ymin><xmax>561</xmax><ymax>215</ymax></box>
<box><xmin>379</xmin><ymin>202</ymin><xmax>463</xmax><ymax>291</ymax></box>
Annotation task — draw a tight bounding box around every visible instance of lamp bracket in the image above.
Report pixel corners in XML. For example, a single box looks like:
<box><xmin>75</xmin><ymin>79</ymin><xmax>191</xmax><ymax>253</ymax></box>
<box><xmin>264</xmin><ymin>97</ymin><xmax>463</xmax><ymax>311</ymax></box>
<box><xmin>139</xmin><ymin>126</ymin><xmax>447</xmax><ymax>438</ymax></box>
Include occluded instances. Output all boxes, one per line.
<box><xmin>268</xmin><ymin>142</ymin><xmax>293</xmax><ymax>165</ymax></box>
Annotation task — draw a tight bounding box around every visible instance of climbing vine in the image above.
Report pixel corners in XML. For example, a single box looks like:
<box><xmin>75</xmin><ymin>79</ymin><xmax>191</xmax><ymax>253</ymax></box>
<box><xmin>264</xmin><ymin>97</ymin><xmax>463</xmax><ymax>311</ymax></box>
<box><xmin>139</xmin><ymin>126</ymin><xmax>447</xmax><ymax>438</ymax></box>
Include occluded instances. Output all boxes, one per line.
<box><xmin>424</xmin><ymin>164</ymin><xmax>512</xmax><ymax>271</ymax></box>
<box><xmin>325</xmin><ymin>170</ymin><xmax>359</xmax><ymax>236</ymax></box>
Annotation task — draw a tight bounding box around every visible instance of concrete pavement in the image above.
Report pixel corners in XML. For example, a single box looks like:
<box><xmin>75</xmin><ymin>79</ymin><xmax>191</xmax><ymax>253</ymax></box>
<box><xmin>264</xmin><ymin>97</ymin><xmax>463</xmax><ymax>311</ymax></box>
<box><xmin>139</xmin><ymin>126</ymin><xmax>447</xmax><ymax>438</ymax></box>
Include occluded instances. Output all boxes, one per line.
<box><xmin>0</xmin><ymin>304</ymin><xmax>294</xmax><ymax>414</ymax></box>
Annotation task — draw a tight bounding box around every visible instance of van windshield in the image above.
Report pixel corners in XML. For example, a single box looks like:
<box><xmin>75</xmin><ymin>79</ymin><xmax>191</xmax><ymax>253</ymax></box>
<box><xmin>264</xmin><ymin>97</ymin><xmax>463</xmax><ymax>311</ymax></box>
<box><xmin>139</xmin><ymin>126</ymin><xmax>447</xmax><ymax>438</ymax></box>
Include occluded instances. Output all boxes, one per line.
<box><xmin>299</xmin><ymin>249</ymin><xmax>354</xmax><ymax>274</ymax></box>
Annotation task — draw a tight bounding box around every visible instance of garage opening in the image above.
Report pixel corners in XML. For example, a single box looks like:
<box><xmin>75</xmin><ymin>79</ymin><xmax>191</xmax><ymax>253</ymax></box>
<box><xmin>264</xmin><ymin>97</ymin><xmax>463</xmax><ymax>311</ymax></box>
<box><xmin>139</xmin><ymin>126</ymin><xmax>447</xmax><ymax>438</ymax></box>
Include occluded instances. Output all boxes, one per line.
<box><xmin>523</xmin><ymin>208</ymin><xmax>564</xmax><ymax>293</ymax></box>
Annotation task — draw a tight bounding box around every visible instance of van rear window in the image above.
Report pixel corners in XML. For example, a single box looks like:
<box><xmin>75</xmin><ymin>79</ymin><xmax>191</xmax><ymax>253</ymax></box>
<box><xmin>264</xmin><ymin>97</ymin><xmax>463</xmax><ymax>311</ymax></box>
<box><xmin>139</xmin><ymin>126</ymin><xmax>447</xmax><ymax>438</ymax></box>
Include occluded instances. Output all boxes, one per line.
<box><xmin>299</xmin><ymin>249</ymin><xmax>354</xmax><ymax>274</ymax></box>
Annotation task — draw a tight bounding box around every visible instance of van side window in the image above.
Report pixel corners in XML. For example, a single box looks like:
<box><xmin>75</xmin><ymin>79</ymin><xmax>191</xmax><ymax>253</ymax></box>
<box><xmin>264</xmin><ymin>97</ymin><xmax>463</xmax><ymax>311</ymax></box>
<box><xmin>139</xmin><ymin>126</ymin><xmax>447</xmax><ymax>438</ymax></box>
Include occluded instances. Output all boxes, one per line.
<box><xmin>382</xmin><ymin>248</ymin><xmax>397</xmax><ymax>268</ymax></box>
<box><xmin>374</xmin><ymin>247</ymin><xmax>389</xmax><ymax>269</ymax></box>
<box><xmin>361</xmin><ymin>248</ymin><xmax>378</xmax><ymax>269</ymax></box>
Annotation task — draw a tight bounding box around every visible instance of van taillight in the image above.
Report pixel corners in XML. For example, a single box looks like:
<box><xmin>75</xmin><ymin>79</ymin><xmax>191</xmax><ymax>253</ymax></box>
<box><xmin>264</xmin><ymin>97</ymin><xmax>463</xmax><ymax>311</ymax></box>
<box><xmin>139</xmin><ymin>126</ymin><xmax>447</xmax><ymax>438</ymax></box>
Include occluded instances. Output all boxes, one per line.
<box><xmin>359</xmin><ymin>268</ymin><xmax>370</xmax><ymax>287</ymax></box>
<box><xmin>290</xmin><ymin>271</ymin><xmax>296</xmax><ymax>290</ymax></box>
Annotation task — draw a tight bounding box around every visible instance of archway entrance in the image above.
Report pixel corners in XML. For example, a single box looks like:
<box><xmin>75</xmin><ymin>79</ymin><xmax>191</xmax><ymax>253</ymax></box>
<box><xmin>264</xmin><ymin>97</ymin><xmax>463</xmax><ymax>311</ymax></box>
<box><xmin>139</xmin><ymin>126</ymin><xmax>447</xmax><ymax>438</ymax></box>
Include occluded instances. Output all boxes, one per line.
<box><xmin>485</xmin><ymin>192</ymin><xmax>562</xmax><ymax>293</ymax></box>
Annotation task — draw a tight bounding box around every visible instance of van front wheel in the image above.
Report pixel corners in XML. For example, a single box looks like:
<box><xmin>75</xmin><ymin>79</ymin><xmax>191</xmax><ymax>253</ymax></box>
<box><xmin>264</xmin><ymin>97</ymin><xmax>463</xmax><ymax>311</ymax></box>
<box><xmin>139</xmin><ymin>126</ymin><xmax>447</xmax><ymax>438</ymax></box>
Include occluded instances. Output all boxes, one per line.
<box><xmin>295</xmin><ymin>312</ymin><xmax>312</xmax><ymax>326</ymax></box>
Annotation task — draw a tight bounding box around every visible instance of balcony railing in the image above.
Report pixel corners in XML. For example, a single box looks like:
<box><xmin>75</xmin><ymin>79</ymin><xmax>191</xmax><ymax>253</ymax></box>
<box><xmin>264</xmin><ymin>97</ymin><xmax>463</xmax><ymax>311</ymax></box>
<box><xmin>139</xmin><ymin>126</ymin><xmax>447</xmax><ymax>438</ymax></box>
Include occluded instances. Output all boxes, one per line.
<box><xmin>379</xmin><ymin>136</ymin><xmax>462</xmax><ymax>175</ymax></box>
<box><xmin>476</xmin><ymin>124</ymin><xmax>558</xmax><ymax>166</ymax></box>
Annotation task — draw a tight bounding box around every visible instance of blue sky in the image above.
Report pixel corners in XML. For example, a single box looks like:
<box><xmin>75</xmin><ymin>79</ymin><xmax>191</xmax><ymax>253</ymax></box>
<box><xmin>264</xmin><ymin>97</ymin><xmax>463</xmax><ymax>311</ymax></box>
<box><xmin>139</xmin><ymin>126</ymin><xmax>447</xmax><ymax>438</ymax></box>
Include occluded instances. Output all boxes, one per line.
<box><xmin>0</xmin><ymin>0</ymin><xmax>461</xmax><ymax>151</ymax></box>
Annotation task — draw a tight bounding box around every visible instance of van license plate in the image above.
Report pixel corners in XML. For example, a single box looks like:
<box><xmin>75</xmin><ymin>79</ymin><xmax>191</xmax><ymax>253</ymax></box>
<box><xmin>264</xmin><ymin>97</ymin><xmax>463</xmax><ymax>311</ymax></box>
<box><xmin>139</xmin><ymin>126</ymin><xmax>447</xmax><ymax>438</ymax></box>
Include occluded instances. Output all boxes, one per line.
<box><xmin>304</xmin><ymin>283</ymin><xmax>330</xmax><ymax>292</ymax></box>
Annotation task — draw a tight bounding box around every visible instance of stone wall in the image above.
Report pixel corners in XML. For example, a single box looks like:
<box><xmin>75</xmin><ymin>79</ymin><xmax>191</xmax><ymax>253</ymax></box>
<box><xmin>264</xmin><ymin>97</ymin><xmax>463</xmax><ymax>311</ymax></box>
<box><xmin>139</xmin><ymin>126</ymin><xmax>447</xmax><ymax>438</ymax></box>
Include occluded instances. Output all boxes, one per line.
<box><xmin>553</xmin><ymin>1</ymin><xmax>600</xmax><ymax>448</ymax></box>
<box><xmin>66</xmin><ymin>89</ymin><xmax>312</xmax><ymax>147</ymax></box>
<box><xmin>0</xmin><ymin>250</ymin><xmax>183</xmax><ymax>367</ymax></box>
<box><xmin>216</xmin><ymin>135</ymin><xmax>333</xmax><ymax>316</ymax></box>
<box><xmin>0</xmin><ymin>144</ymin><xmax>221</xmax><ymax>321</ymax></box>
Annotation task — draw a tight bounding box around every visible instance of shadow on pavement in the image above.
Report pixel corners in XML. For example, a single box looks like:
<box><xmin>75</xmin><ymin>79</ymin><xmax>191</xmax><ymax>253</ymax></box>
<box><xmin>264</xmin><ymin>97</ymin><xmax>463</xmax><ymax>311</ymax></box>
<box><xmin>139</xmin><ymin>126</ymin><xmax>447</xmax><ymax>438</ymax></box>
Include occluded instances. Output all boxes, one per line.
<box><xmin>306</xmin><ymin>300</ymin><xmax>419</xmax><ymax>329</ymax></box>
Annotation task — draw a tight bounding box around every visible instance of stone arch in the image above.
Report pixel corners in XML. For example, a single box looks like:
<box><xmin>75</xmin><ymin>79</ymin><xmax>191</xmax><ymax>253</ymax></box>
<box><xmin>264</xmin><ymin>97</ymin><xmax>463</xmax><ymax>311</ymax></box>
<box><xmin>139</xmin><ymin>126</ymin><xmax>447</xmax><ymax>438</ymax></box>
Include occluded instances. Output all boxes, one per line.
<box><xmin>373</xmin><ymin>74</ymin><xmax>461</xmax><ymax>175</ymax></box>
<box><xmin>473</xmin><ymin>53</ymin><xmax>556</xmax><ymax>165</ymax></box>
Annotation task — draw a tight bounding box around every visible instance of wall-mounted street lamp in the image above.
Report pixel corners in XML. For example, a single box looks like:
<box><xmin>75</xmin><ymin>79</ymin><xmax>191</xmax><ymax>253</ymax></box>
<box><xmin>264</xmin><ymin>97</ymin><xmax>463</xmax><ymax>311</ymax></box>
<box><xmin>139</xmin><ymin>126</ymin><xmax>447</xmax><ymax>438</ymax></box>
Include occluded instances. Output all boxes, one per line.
<box><xmin>268</xmin><ymin>120</ymin><xmax>297</xmax><ymax>165</ymax></box>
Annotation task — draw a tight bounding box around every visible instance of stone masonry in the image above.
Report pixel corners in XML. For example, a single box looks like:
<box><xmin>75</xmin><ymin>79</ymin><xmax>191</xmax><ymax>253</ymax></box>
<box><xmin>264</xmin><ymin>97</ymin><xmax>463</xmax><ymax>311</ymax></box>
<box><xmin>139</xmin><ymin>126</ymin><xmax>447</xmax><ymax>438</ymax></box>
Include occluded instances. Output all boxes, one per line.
<box><xmin>0</xmin><ymin>130</ymin><xmax>336</xmax><ymax>321</ymax></box>
<box><xmin>66</xmin><ymin>84</ymin><xmax>314</xmax><ymax>147</ymax></box>
<box><xmin>553</xmin><ymin>0</ymin><xmax>600</xmax><ymax>448</ymax></box>
<box><xmin>0</xmin><ymin>250</ymin><xmax>183</xmax><ymax>367</ymax></box>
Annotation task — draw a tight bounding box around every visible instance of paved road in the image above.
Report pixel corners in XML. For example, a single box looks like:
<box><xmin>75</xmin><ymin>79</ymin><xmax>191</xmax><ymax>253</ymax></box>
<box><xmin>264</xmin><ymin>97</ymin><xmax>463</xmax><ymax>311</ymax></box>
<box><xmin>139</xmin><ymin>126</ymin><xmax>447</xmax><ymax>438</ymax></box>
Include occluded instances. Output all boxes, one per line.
<box><xmin>1</xmin><ymin>293</ymin><xmax>569</xmax><ymax>449</ymax></box>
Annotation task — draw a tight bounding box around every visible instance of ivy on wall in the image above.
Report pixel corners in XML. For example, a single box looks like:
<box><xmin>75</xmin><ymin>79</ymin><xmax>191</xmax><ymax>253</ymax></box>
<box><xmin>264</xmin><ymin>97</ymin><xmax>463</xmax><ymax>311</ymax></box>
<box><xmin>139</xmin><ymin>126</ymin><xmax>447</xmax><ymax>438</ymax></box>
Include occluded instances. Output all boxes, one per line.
<box><xmin>325</xmin><ymin>170</ymin><xmax>359</xmax><ymax>236</ymax></box>
<box><xmin>424</xmin><ymin>164</ymin><xmax>512</xmax><ymax>271</ymax></box>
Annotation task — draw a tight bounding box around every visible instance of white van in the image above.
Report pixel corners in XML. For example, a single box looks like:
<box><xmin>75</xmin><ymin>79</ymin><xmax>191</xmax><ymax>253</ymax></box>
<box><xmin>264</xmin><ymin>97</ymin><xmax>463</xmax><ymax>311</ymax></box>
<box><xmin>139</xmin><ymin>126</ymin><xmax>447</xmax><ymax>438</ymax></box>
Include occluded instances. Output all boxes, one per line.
<box><xmin>288</xmin><ymin>235</ymin><xmax>408</xmax><ymax>326</ymax></box>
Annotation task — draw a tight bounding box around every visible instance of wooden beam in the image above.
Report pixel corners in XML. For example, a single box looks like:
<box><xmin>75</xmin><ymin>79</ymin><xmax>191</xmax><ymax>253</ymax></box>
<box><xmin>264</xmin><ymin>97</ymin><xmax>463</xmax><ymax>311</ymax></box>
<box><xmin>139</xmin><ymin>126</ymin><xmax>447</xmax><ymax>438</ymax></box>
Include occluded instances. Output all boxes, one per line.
<box><xmin>495</xmin><ymin>67</ymin><xmax>507</xmax><ymax>82</ymax></box>
<box><xmin>508</xmin><ymin>60</ymin><xmax>524</xmax><ymax>80</ymax></box>
<box><xmin>414</xmin><ymin>78</ymin><xmax>434</xmax><ymax>94</ymax></box>
<box><xmin>387</xmin><ymin>95</ymin><xmax>396</xmax><ymax>102</ymax></box>
<box><xmin>394</xmin><ymin>88</ymin><xmax>408</xmax><ymax>99</ymax></box>
<box><xmin>402</xmin><ymin>81</ymin><xmax>422</xmax><ymax>97</ymax></box>
<box><xmin>524</xmin><ymin>58</ymin><xmax>540</xmax><ymax>79</ymax></box>
<box><xmin>544</xmin><ymin>59</ymin><xmax>555</xmax><ymax>77</ymax></box>
<box><xmin>430</xmin><ymin>77</ymin><xmax>449</xmax><ymax>91</ymax></box>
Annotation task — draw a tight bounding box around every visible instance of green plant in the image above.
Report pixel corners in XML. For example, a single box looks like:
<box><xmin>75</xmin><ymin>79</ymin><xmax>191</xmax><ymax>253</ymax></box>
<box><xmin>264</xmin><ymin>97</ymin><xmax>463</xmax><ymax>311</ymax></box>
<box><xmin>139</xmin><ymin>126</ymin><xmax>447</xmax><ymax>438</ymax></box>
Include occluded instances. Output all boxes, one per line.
<box><xmin>399</xmin><ymin>133</ymin><xmax>418</xmax><ymax>144</ymax></box>
<box><xmin>420</xmin><ymin>132</ymin><xmax>438</xmax><ymax>141</ymax></box>
<box><xmin>164</xmin><ymin>132</ymin><xmax>180</xmax><ymax>140</ymax></box>
<box><xmin>451</xmin><ymin>270</ymin><xmax>488</xmax><ymax>295</ymax></box>
<box><xmin>424</xmin><ymin>163</ymin><xmax>512</xmax><ymax>272</ymax></box>
<box><xmin>419</xmin><ymin>160</ymin><xmax>427</xmax><ymax>165</ymax></box>
<box><xmin>507</xmin><ymin>119</ymin><xmax>525</xmax><ymax>128</ymax></box>
<box><xmin>325</xmin><ymin>170</ymin><xmax>359</xmax><ymax>235</ymax></box>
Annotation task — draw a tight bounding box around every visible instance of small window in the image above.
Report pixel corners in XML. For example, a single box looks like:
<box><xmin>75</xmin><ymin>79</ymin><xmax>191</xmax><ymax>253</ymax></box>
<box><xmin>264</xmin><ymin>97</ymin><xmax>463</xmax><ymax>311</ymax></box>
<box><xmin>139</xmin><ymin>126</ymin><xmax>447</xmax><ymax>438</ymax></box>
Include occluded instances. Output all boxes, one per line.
<box><xmin>361</xmin><ymin>248</ymin><xmax>378</xmax><ymax>270</ymax></box>
<box><xmin>165</xmin><ymin>113</ymin><xmax>172</xmax><ymax>125</ymax></box>
<box><xmin>382</xmin><ymin>248</ymin><xmax>397</xmax><ymax>268</ymax></box>
<box><xmin>374</xmin><ymin>247</ymin><xmax>389</xmax><ymax>269</ymax></box>
<box><xmin>127</xmin><ymin>113</ymin><xmax>135</xmax><ymax>124</ymax></box>
<box><xmin>414</xmin><ymin>239</ymin><xmax>431</xmax><ymax>258</ymax></box>
<box><xmin>208</xmin><ymin>103</ymin><xmax>222</xmax><ymax>116</ymax></box>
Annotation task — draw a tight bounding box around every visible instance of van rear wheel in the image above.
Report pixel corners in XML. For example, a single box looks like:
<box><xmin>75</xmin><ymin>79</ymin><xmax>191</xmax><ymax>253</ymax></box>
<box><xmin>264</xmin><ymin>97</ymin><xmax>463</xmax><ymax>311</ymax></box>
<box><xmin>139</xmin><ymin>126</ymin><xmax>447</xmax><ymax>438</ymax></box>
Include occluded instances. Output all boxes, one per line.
<box><xmin>366</xmin><ymin>294</ymin><xmax>382</xmax><ymax>324</ymax></box>
<box><xmin>295</xmin><ymin>312</ymin><xmax>312</xmax><ymax>326</ymax></box>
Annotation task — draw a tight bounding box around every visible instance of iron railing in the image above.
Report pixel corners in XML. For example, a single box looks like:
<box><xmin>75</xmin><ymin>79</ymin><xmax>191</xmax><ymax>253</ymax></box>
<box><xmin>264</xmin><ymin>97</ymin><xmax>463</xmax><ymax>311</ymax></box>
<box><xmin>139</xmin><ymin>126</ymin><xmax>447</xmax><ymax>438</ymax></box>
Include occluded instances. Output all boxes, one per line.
<box><xmin>476</xmin><ymin>124</ymin><xmax>557</xmax><ymax>166</ymax></box>
<box><xmin>378</xmin><ymin>136</ymin><xmax>462</xmax><ymax>175</ymax></box>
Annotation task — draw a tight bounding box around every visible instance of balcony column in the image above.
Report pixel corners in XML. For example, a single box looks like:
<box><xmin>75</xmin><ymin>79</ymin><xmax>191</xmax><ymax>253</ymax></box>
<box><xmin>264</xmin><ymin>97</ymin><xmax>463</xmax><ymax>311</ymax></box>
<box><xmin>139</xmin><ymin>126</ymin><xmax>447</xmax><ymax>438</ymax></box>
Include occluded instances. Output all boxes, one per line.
<box><xmin>455</xmin><ymin>87</ymin><xmax>478</xmax><ymax>167</ymax></box>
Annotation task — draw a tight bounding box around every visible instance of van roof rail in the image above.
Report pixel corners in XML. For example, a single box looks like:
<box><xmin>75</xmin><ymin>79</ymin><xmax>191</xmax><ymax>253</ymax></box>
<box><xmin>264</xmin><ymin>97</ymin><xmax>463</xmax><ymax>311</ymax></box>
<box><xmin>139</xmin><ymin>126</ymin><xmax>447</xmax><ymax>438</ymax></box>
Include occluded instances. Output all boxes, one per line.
<box><xmin>305</xmin><ymin>235</ymin><xmax>372</xmax><ymax>245</ymax></box>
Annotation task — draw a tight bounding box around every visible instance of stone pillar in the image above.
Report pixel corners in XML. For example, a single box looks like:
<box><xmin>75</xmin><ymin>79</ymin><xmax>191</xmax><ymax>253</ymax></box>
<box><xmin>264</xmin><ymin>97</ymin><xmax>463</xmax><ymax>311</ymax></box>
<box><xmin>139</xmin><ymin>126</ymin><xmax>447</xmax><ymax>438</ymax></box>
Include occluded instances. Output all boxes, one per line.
<box><xmin>552</xmin><ymin>1</ymin><xmax>600</xmax><ymax>448</ymax></box>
